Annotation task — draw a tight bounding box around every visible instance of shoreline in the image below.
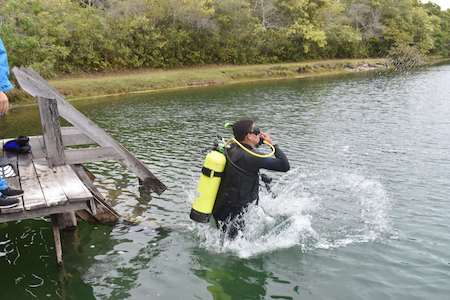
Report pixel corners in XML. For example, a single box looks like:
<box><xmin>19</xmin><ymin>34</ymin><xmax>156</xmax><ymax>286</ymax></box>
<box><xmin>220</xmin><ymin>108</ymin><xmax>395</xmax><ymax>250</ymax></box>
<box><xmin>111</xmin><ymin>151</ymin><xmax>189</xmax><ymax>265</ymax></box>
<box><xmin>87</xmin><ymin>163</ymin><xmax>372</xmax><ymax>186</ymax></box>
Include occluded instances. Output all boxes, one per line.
<box><xmin>10</xmin><ymin>57</ymin><xmax>450</xmax><ymax>106</ymax></box>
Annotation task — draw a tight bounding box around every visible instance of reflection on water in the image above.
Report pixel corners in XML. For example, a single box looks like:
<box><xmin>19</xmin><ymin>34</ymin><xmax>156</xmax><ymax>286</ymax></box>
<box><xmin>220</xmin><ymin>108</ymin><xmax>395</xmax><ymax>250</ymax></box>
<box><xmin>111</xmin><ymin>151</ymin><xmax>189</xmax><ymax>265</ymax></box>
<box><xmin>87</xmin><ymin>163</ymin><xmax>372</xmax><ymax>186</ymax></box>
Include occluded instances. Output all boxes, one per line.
<box><xmin>1</xmin><ymin>65</ymin><xmax>450</xmax><ymax>299</ymax></box>
<box><xmin>192</xmin><ymin>249</ymin><xmax>268</xmax><ymax>299</ymax></box>
<box><xmin>82</xmin><ymin>225</ymin><xmax>170</xmax><ymax>299</ymax></box>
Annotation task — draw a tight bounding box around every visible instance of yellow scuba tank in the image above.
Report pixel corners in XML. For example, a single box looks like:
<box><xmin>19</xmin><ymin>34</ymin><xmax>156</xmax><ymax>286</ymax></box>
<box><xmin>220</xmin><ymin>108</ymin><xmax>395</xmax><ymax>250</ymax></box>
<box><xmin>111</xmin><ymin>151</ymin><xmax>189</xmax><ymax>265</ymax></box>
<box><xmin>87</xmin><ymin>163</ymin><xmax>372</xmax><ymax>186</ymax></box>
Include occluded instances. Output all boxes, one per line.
<box><xmin>190</xmin><ymin>150</ymin><xmax>226</xmax><ymax>223</ymax></box>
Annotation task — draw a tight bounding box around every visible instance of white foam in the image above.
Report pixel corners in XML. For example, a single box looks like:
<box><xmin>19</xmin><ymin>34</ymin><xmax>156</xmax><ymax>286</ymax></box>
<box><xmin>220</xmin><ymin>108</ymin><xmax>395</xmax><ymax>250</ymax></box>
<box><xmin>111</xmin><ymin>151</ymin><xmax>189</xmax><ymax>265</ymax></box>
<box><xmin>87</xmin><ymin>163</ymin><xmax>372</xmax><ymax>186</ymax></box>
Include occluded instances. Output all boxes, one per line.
<box><xmin>189</xmin><ymin>167</ymin><xmax>392</xmax><ymax>258</ymax></box>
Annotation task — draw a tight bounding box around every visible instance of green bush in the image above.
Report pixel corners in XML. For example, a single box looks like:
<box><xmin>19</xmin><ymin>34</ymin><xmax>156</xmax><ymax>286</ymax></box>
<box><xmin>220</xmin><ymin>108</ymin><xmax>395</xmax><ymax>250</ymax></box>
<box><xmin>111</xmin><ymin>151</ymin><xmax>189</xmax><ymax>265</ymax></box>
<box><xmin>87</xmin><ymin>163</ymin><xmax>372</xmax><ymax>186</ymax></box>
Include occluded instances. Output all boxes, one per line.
<box><xmin>0</xmin><ymin>0</ymin><xmax>447</xmax><ymax>77</ymax></box>
<box><xmin>387</xmin><ymin>44</ymin><xmax>425</xmax><ymax>71</ymax></box>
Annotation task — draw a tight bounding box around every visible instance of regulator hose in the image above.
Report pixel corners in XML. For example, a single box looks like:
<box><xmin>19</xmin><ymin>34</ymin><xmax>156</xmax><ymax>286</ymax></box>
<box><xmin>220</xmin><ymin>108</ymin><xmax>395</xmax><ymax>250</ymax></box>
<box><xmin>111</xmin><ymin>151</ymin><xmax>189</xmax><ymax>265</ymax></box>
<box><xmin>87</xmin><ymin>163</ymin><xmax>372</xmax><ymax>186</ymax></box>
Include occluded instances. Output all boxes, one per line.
<box><xmin>230</xmin><ymin>138</ymin><xmax>275</xmax><ymax>158</ymax></box>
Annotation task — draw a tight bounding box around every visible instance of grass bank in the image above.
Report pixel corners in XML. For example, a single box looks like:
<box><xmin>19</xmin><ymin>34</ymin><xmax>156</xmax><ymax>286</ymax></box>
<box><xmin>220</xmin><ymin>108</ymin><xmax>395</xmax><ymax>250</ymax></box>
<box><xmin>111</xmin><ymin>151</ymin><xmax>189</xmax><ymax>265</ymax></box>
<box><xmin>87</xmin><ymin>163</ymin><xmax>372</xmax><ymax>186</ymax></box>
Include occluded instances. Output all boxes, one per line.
<box><xmin>9</xmin><ymin>57</ymin><xmax>449</xmax><ymax>103</ymax></box>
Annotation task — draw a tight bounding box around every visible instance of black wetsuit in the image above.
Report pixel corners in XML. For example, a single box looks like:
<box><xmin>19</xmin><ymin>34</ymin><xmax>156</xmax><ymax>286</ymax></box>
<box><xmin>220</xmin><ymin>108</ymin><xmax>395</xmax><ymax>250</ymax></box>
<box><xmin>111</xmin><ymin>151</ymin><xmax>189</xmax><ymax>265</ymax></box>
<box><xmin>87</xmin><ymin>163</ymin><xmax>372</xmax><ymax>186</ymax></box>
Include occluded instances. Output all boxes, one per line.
<box><xmin>212</xmin><ymin>143</ymin><xmax>290</xmax><ymax>238</ymax></box>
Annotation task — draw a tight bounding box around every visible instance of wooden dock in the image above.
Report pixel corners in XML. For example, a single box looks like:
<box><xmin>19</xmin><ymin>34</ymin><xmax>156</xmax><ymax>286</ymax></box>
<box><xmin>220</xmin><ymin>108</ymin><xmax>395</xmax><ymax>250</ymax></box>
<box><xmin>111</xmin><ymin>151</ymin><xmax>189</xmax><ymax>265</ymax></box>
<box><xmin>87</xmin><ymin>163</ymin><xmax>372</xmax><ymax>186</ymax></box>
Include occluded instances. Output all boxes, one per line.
<box><xmin>0</xmin><ymin>67</ymin><xmax>166</xmax><ymax>264</ymax></box>
<box><xmin>0</xmin><ymin>137</ymin><xmax>94</xmax><ymax>220</ymax></box>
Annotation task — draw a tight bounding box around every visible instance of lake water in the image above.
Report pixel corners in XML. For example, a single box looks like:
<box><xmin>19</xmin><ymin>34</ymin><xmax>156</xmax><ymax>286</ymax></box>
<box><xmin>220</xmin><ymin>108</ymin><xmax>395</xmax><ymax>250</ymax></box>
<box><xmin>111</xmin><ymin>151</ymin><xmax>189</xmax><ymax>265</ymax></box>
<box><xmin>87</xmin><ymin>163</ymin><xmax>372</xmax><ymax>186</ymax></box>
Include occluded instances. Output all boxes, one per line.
<box><xmin>1</xmin><ymin>64</ymin><xmax>450</xmax><ymax>299</ymax></box>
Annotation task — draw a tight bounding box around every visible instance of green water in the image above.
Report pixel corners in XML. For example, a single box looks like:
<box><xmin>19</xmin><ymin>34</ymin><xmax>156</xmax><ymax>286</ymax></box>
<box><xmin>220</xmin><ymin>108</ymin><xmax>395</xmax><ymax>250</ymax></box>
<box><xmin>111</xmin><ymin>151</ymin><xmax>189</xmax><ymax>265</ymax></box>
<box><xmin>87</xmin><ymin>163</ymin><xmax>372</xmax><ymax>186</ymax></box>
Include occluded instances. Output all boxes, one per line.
<box><xmin>1</xmin><ymin>65</ymin><xmax>450</xmax><ymax>299</ymax></box>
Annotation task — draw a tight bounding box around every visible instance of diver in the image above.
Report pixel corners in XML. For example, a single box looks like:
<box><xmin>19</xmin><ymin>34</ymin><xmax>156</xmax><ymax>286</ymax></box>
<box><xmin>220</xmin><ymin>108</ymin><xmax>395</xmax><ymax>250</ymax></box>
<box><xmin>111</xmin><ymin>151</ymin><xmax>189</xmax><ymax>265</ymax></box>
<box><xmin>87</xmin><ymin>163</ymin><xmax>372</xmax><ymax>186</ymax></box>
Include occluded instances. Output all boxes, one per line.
<box><xmin>212</xmin><ymin>119</ymin><xmax>290</xmax><ymax>238</ymax></box>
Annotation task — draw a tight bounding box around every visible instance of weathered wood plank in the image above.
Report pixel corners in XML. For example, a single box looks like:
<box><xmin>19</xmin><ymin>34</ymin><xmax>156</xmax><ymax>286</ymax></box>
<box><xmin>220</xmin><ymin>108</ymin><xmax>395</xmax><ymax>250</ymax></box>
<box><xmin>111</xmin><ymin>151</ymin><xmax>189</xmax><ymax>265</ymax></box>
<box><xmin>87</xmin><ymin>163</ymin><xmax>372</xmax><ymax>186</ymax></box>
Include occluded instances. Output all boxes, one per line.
<box><xmin>53</xmin><ymin>165</ymin><xmax>92</xmax><ymax>202</ymax></box>
<box><xmin>29</xmin><ymin>136</ymin><xmax>120</xmax><ymax>164</ymax></box>
<box><xmin>61</xmin><ymin>127</ymin><xmax>95</xmax><ymax>146</ymax></box>
<box><xmin>28</xmin><ymin>129</ymin><xmax>95</xmax><ymax>158</ymax></box>
<box><xmin>28</xmin><ymin>136</ymin><xmax>46</xmax><ymax>160</ymax></box>
<box><xmin>33</xmin><ymin>159</ymin><xmax>67</xmax><ymax>207</ymax></box>
<box><xmin>76</xmin><ymin>209</ymin><xmax>99</xmax><ymax>224</ymax></box>
<box><xmin>17</xmin><ymin>153</ymin><xmax>47</xmax><ymax>210</ymax></box>
<box><xmin>37</xmin><ymin>97</ymin><xmax>65</xmax><ymax>167</ymax></box>
<box><xmin>64</xmin><ymin>147</ymin><xmax>122</xmax><ymax>164</ymax></box>
<box><xmin>0</xmin><ymin>200</ymin><xmax>88</xmax><ymax>223</ymax></box>
<box><xmin>88</xmin><ymin>198</ymin><xmax>97</xmax><ymax>216</ymax></box>
<box><xmin>12</xmin><ymin>67</ymin><xmax>59</xmax><ymax>99</ymax></box>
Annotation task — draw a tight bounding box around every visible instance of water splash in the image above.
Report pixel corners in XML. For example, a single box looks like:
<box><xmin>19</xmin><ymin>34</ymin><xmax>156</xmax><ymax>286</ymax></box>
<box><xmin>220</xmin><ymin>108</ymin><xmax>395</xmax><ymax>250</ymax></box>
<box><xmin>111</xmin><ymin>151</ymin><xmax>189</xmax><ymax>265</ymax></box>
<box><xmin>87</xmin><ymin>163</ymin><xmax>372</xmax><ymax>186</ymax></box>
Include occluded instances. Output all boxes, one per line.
<box><xmin>190</xmin><ymin>167</ymin><xmax>392</xmax><ymax>258</ymax></box>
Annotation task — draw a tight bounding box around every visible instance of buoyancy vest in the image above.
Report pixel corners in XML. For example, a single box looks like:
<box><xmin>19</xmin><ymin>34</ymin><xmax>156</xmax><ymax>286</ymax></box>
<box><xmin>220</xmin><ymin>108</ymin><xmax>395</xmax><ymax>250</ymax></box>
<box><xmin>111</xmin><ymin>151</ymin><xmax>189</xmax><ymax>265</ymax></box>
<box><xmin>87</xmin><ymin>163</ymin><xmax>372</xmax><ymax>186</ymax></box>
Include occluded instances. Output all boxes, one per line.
<box><xmin>212</xmin><ymin>144</ymin><xmax>260</xmax><ymax>222</ymax></box>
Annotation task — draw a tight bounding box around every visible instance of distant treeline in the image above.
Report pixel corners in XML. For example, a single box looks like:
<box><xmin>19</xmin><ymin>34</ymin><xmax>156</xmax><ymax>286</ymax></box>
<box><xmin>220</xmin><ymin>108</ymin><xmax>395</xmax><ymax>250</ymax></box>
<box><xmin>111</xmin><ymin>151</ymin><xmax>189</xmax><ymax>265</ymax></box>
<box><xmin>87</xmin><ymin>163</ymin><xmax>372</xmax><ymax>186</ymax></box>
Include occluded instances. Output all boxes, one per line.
<box><xmin>1</xmin><ymin>0</ymin><xmax>449</xmax><ymax>77</ymax></box>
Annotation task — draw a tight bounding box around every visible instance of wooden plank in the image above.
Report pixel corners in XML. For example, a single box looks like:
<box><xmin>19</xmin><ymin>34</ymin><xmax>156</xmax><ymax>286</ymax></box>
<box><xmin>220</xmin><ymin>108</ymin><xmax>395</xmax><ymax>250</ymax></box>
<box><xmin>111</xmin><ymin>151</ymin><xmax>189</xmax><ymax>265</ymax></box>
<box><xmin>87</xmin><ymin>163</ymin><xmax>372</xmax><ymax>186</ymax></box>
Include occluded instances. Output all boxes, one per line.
<box><xmin>53</xmin><ymin>165</ymin><xmax>92</xmax><ymax>202</ymax></box>
<box><xmin>61</xmin><ymin>127</ymin><xmax>95</xmax><ymax>146</ymax></box>
<box><xmin>71</xmin><ymin>165</ymin><xmax>114</xmax><ymax>211</ymax></box>
<box><xmin>64</xmin><ymin>147</ymin><xmax>122</xmax><ymax>164</ymax></box>
<box><xmin>0</xmin><ymin>201</ymin><xmax>88</xmax><ymax>223</ymax></box>
<box><xmin>33</xmin><ymin>159</ymin><xmax>67</xmax><ymax>207</ymax></box>
<box><xmin>12</xmin><ymin>67</ymin><xmax>58</xmax><ymax>99</ymax></box>
<box><xmin>37</xmin><ymin>97</ymin><xmax>65</xmax><ymax>167</ymax></box>
<box><xmin>17</xmin><ymin>153</ymin><xmax>47</xmax><ymax>210</ymax></box>
<box><xmin>28</xmin><ymin>130</ymin><xmax>95</xmax><ymax>158</ymax></box>
<box><xmin>76</xmin><ymin>209</ymin><xmax>99</xmax><ymax>224</ymax></box>
<box><xmin>29</xmin><ymin>136</ymin><xmax>121</xmax><ymax>164</ymax></box>
<box><xmin>88</xmin><ymin>198</ymin><xmax>97</xmax><ymax>216</ymax></box>
<box><xmin>61</xmin><ymin>126</ymin><xmax>82</xmax><ymax>135</ymax></box>
<box><xmin>28</xmin><ymin>136</ymin><xmax>46</xmax><ymax>160</ymax></box>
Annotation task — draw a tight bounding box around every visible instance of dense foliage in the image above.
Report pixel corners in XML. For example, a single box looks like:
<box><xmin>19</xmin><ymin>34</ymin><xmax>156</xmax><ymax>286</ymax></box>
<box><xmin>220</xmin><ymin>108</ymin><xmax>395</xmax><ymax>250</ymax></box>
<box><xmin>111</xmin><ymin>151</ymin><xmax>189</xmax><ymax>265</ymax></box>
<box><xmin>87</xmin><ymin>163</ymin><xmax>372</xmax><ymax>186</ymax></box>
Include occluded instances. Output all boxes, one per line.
<box><xmin>1</xmin><ymin>0</ymin><xmax>449</xmax><ymax>77</ymax></box>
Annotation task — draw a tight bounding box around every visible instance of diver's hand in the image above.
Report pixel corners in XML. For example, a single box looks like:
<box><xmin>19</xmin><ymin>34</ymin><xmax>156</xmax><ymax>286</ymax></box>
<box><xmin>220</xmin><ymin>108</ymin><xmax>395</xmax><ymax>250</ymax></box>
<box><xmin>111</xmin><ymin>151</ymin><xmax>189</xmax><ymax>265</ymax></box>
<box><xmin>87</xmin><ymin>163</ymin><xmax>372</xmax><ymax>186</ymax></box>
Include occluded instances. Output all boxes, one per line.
<box><xmin>0</xmin><ymin>92</ymin><xmax>9</xmax><ymax>114</ymax></box>
<box><xmin>260</xmin><ymin>131</ymin><xmax>273</xmax><ymax>145</ymax></box>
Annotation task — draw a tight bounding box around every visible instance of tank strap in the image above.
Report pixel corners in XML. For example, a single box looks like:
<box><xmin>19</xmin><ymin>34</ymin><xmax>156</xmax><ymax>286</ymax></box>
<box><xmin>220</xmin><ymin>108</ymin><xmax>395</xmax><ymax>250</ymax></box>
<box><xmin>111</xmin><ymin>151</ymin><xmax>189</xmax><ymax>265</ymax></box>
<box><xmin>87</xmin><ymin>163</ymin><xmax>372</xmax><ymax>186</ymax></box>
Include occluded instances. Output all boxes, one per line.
<box><xmin>202</xmin><ymin>167</ymin><xmax>223</xmax><ymax>178</ymax></box>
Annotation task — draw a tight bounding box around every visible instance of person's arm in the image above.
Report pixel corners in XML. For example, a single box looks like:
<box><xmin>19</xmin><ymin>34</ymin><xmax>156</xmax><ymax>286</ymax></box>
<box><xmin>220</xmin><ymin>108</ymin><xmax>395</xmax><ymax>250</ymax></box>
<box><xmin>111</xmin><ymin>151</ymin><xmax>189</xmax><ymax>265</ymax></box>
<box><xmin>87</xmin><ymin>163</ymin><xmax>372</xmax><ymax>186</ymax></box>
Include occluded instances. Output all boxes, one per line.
<box><xmin>255</xmin><ymin>144</ymin><xmax>290</xmax><ymax>172</ymax></box>
<box><xmin>0</xmin><ymin>38</ymin><xmax>13</xmax><ymax>114</ymax></box>
<box><xmin>0</xmin><ymin>91</ymin><xmax>9</xmax><ymax>114</ymax></box>
<box><xmin>243</xmin><ymin>143</ymin><xmax>290</xmax><ymax>172</ymax></box>
<box><xmin>255</xmin><ymin>131</ymin><xmax>289</xmax><ymax>172</ymax></box>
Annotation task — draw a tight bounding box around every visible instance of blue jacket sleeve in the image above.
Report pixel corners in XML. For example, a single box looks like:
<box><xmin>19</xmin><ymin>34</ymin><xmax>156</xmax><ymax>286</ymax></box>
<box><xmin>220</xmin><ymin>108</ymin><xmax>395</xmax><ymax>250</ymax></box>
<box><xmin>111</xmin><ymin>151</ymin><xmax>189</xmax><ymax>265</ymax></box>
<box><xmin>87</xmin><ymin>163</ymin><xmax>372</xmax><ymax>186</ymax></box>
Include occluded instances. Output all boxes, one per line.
<box><xmin>0</xmin><ymin>38</ymin><xmax>13</xmax><ymax>92</ymax></box>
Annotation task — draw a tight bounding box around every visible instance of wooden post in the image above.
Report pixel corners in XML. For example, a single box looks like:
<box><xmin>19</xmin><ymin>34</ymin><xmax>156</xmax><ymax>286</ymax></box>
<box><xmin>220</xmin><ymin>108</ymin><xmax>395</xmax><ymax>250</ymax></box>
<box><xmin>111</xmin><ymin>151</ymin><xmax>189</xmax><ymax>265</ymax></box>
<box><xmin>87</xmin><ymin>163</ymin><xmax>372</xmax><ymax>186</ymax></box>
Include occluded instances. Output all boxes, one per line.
<box><xmin>58</xmin><ymin>212</ymin><xmax>77</xmax><ymax>230</ymax></box>
<box><xmin>37</xmin><ymin>97</ymin><xmax>65</xmax><ymax>168</ymax></box>
<box><xmin>37</xmin><ymin>97</ymin><xmax>77</xmax><ymax>230</ymax></box>
<box><xmin>51</xmin><ymin>215</ymin><xmax>63</xmax><ymax>265</ymax></box>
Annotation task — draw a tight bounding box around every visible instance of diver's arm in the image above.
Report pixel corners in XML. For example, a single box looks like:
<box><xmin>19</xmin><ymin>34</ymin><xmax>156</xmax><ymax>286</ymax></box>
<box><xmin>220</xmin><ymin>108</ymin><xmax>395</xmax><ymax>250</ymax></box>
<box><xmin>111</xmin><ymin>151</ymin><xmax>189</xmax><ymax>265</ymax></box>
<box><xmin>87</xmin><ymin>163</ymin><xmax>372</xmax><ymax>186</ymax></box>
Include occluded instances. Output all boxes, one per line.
<box><xmin>252</xmin><ymin>145</ymin><xmax>290</xmax><ymax>172</ymax></box>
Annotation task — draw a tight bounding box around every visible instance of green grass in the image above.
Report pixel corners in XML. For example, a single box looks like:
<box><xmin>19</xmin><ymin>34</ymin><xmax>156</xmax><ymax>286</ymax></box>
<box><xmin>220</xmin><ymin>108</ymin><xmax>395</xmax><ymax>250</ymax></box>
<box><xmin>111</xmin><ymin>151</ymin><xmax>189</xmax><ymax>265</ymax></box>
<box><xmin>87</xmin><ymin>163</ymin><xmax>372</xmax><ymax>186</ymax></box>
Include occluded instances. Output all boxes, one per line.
<box><xmin>8</xmin><ymin>58</ymin><xmax>394</xmax><ymax>103</ymax></box>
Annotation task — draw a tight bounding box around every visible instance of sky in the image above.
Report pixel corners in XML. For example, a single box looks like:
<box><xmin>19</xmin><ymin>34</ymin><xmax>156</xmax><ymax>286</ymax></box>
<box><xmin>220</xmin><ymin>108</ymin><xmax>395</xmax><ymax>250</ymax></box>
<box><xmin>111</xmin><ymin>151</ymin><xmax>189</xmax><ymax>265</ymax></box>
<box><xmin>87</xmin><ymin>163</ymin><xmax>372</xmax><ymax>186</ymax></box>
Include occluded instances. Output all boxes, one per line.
<box><xmin>424</xmin><ymin>0</ymin><xmax>450</xmax><ymax>10</ymax></box>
